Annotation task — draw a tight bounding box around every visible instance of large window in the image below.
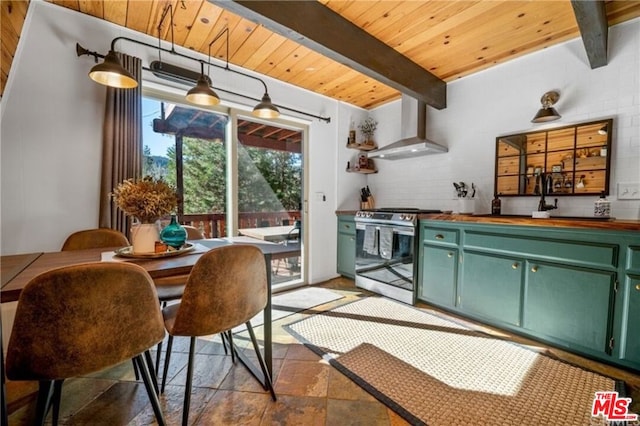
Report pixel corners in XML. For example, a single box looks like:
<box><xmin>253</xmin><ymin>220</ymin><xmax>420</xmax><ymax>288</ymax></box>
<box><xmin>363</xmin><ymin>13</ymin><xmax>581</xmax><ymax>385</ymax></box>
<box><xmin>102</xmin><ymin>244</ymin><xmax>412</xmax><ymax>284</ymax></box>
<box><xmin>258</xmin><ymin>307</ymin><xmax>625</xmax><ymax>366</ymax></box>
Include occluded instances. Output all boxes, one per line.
<box><xmin>142</xmin><ymin>96</ymin><xmax>304</xmax><ymax>286</ymax></box>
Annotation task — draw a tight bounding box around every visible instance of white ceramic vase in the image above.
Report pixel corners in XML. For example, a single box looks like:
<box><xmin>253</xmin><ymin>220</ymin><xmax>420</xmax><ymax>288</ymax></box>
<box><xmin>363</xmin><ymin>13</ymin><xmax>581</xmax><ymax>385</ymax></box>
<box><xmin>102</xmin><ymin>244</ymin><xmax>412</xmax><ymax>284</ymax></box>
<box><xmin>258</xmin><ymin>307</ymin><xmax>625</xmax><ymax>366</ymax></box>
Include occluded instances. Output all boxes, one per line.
<box><xmin>131</xmin><ymin>222</ymin><xmax>159</xmax><ymax>253</ymax></box>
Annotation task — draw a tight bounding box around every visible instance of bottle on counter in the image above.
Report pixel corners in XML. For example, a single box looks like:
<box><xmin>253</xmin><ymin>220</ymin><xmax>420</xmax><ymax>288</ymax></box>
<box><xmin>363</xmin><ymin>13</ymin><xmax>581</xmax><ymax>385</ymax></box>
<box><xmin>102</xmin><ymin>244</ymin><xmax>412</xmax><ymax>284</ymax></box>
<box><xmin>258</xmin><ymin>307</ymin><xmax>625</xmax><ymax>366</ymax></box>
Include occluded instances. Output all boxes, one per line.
<box><xmin>594</xmin><ymin>192</ymin><xmax>610</xmax><ymax>217</ymax></box>
<box><xmin>491</xmin><ymin>195</ymin><xmax>502</xmax><ymax>215</ymax></box>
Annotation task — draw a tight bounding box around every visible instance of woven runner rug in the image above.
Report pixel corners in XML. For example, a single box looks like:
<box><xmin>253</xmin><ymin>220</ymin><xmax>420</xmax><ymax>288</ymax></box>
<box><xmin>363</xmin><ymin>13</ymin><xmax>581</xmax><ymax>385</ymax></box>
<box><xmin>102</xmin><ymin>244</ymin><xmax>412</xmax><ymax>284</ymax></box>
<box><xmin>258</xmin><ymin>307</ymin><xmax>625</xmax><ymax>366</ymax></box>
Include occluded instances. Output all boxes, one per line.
<box><xmin>284</xmin><ymin>297</ymin><xmax>632</xmax><ymax>426</ymax></box>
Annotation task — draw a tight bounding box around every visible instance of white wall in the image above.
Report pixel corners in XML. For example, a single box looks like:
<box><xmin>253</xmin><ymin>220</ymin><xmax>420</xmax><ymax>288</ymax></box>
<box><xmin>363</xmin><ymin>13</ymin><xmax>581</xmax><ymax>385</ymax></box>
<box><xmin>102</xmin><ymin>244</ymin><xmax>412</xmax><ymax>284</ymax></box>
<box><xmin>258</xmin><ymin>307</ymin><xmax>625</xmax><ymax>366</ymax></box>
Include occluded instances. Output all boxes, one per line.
<box><xmin>353</xmin><ymin>19</ymin><xmax>640</xmax><ymax>220</ymax></box>
<box><xmin>0</xmin><ymin>2</ymin><xmax>358</xmax><ymax>287</ymax></box>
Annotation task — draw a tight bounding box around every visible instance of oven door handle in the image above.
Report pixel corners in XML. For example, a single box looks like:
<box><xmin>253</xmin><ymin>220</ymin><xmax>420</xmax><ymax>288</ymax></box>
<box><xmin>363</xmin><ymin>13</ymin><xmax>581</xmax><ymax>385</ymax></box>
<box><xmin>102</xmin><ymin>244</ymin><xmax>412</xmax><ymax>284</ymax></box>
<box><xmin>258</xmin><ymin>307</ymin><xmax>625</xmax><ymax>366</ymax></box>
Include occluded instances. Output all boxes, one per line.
<box><xmin>355</xmin><ymin>224</ymin><xmax>415</xmax><ymax>236</ymax></box>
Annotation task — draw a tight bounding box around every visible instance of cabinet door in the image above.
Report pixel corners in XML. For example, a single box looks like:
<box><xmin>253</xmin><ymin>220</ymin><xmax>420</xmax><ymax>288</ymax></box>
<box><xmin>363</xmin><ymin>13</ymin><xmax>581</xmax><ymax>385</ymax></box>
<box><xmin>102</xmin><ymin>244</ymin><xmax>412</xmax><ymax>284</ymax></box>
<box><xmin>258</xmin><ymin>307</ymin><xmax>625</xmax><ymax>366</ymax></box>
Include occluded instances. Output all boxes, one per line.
<box><xmin>524</xmin><ymin>262</ymin><xmax>614</xmax><ymax>354</ymax></box>
<box><xmin>337</xmin><ymin>231</ymin><xmax>356</xmax><ymax>278</ymax></box>
<box><xmin>619</xmin><ymin>274</ymin><xmax>640</xmax><ymax>363</ymax></box>
<box><xmin>419</xmin><ymin>245</ymin><xmax>457</xmax><ymax>307</ymax></box>
<box><xmin>460</xmin><ymin>252</ymin><xmax>523</xmax><ymax>326</ymax></box>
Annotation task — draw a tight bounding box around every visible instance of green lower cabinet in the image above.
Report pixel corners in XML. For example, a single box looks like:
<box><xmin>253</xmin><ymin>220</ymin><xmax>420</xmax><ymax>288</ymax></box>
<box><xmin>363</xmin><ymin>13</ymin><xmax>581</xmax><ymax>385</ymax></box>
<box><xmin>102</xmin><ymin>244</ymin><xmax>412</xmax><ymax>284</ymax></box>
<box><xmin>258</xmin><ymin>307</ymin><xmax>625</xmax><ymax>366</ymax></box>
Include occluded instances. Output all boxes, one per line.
<box><xmin>619</xmin><ymin>274</ymin><xmax>640</xmax><ymax>363</ymax></box>
<box><xmin>337</xmin><ymin>216</ymin><xmax>356</xmax><ymax>278</ymax></box>
<box><xmin>419</xmin><ymin>245</ymin><xmax>457</xmax><ymax>307</ymax></box>
<box><xmin>459</xmin><ymin>251</ymin><xmax>523</xmax><ymax>326</ymax></box>
<box><xmin>523</xmin><ymin>262</ymin><xmax>614</xmax><ymax>354</ymax></box>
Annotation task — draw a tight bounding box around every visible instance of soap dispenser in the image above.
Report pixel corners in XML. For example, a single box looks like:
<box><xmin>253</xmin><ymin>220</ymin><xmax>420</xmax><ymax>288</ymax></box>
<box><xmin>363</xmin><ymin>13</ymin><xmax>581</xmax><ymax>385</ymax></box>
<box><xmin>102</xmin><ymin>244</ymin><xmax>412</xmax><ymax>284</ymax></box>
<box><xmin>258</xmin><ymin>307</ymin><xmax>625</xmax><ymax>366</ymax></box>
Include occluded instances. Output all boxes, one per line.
<box><xmin>594</xmin><ymin>192</ymin><xmax>610</xmax><ymax>217</ymax></box>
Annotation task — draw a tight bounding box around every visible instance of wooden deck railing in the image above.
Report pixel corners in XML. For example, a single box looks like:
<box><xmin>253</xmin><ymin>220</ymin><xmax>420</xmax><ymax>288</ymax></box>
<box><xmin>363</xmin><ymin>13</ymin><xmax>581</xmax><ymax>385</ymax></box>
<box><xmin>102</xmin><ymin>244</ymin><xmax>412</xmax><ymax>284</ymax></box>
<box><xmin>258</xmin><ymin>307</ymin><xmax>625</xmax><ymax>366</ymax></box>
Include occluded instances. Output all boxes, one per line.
<box><xmin>178</xmin><ymin>211</ymin><xmax>301</xmax><ymax>238</ymax></box>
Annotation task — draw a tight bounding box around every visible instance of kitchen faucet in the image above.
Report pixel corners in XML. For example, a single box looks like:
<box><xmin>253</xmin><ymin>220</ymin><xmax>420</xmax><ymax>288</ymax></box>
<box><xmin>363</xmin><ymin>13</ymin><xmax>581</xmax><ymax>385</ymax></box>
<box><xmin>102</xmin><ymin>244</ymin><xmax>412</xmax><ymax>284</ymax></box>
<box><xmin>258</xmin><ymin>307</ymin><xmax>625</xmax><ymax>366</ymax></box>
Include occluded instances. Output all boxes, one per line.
<box><xmin>537</xmin><ymin>173</ymin><xmax>559</xmax><ymax>212</ymax></box>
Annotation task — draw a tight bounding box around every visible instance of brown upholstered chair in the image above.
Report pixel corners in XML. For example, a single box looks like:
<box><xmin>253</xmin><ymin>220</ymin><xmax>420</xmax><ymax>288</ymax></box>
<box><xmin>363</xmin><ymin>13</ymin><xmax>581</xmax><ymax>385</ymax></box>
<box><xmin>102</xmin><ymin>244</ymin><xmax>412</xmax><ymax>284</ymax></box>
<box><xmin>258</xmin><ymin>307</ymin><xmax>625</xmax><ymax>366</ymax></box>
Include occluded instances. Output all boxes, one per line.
<box><xmin>183</xmin><ymin>225</ymin><xmax>205</xmax><ymax>240</ymax></box>
<box><xmin>61</xmin><ymin>228</ymin><xmax>129</xmax><ymax>251</ymax></box>
<box><xmin>152</xmin><ymin>224</ymin><xmax>207</xmax><ymax>375</ymax></box>
<box><xmin>5</xmin><ymin>262</ymin><xmax>166</xmax><ymax>426</ymax></box>
<box><xmin>161</xmin><ymin>245</ymin><xmax>276</xmax><ymax>426</ymax></box>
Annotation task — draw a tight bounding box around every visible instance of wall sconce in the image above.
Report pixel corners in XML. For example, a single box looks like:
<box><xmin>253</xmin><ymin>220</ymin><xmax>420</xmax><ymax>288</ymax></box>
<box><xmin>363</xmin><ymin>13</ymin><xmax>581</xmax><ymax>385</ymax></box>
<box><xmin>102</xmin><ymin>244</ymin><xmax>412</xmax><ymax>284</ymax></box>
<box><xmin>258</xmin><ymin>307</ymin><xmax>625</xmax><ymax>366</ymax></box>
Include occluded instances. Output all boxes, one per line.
<box><xmin>77</xmin><ymin>4</ymin><xmax>279</xmax><ymax>118</ymax></box>
<box><xmin>598</xmin><ymin>124</ymin><xmax>608</xmax><ymax>135</ymax></box>
<box><xmin>531</xmin><ymin>91</ymin><xmax>561</xmax><ymax>123</ymax></box>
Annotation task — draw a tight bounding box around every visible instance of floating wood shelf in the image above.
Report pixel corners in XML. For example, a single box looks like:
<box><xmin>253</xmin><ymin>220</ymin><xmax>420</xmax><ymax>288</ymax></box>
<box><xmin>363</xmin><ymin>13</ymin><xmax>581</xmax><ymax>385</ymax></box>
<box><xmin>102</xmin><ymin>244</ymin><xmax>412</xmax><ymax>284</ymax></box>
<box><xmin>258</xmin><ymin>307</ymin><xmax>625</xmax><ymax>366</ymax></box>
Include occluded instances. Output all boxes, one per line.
<box><xmin>346</xmin><ymin>167</ymin><xmax>377</xmax><ymax>174</ymax></box>
<box><xmin>346</xmin><ymin>143</ymin><xmax>377</xmax><ymax>151</ymax></box>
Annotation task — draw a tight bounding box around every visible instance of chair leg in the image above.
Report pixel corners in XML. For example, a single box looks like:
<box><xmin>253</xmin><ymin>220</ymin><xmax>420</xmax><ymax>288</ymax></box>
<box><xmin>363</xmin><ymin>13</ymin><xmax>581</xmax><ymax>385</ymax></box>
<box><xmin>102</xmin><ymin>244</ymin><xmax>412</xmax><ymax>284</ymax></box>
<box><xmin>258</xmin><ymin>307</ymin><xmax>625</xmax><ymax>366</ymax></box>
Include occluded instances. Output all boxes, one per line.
<box><xmin>51</xmin><ymin>380</ymin><xmax>64</xmax><ymax>425</ymax></box>
<box><xmin>227</xmin><ymin>331</ymin><xmax>236</xmax><ymax>364</ymax></box>
<box><xmin>246</xmin><ymin>321</ymin><xmax>277</xmax><ymax>401</ymax></box>
<box><xmin>155</xmin><ymin>302</ymin><xmax>167</xmax><ymax>378</ymax></box>
<box><xmin>161</xmin><ymin>335</ymin><xmax>174</xmax><ymax>394</ymax></box>
<box><xmin>220</xmin><ymin>332</ymin><xmax>228</xmax><ymax>355</ymax></box>
<box><xmin>35</xmin><ymin>380</ymin><xmax>54</xmax><ymax>426</ymax></box>
<box><xmin>132</xmin><ymin>358</ymin><xmax>140</xmax><ymax>380</ymax></box>
<box><xmin>182</xmin><ymin>337</ymin><xmax>197</xmax><ymax>426</ymax></box>
<box><xmin>144</xmin><ymin>350</ymin><xmax>159</xmax><ymax>395</ymax></box>
<box><xmin>155</xmin><ymin>339</ymin><xmax>163</xmax><ymax>378</ymax></box>
<box><xmin>134</xmin><ymin>355</ymin><xmax>166</xmax><ymax>426</ymax></box>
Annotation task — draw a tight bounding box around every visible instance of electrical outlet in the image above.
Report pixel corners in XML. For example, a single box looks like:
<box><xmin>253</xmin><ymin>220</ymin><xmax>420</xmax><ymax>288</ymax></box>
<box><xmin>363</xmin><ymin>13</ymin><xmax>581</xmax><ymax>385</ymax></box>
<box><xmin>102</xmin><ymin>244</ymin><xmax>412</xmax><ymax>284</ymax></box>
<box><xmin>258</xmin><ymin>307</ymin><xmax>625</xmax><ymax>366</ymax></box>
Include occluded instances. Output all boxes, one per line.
<box><xmin>618</xmin><ymin>182</ymin><xmax>640</xmax><ymax>200</ymax></box>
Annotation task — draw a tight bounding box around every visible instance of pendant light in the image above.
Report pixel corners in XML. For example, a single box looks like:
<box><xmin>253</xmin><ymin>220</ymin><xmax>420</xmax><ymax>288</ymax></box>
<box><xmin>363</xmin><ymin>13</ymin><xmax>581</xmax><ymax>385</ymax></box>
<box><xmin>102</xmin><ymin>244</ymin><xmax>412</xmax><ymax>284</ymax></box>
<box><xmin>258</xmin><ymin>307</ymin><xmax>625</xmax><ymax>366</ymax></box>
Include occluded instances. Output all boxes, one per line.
<box><xmin>88</xmin><ymin>50</ymin><xmax>138</xmax><ymax>89</ymax></box>
<box><xmin>78</xmin><ymin>5</ymin><xmax>284</xmax><ymax>119</ymax></box>
<box><xmin>531</xmin><ymin>91</ymin><xmax>561</xmax><ymax>123</ymax></box>
<box><xmin>185</xmin><ymin>63</ymin><xmax>220</xmax><ymax>106</ymax></box>
<box><xmin>253</xmin><ymin>92</ymin><xmax>280</xmax><ymax>119</ymax></box>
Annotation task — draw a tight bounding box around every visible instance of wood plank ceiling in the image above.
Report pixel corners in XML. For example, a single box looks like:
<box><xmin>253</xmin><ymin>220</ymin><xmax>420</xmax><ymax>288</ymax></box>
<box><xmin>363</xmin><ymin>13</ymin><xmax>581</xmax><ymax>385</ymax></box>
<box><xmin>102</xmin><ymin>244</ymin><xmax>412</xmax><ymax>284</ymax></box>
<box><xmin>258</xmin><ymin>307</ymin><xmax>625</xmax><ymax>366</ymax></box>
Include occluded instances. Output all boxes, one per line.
<box><xmin>2</xmin><ymin>1</ymin><xmax>640</xmax><ymax>110</ymax></box>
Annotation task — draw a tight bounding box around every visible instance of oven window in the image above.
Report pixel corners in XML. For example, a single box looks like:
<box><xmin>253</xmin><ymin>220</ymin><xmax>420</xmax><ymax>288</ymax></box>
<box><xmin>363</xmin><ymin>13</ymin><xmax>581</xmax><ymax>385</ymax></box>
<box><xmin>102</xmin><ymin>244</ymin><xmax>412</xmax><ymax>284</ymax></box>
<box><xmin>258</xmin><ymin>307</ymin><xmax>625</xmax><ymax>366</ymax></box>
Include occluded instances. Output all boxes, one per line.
<box><xmin>355</xmin><ymin>227</ymin><xmax>415</xmax><ymax>291</ymax></box>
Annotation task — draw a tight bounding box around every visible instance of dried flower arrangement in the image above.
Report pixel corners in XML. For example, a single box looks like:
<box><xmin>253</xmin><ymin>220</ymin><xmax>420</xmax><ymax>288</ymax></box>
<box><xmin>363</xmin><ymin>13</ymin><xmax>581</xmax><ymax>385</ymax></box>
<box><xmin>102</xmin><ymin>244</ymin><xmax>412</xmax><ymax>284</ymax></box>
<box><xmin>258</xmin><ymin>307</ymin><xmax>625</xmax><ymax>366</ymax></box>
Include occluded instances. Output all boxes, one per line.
<box><xmin>358</xmin><ymin>117</ymin><xmax>378</xmax><ymax>141</ymax></box>
<box><xmin>111</xmin><ymin>176</ymin><xmax>177</xmax><ymax>223</ymax></box>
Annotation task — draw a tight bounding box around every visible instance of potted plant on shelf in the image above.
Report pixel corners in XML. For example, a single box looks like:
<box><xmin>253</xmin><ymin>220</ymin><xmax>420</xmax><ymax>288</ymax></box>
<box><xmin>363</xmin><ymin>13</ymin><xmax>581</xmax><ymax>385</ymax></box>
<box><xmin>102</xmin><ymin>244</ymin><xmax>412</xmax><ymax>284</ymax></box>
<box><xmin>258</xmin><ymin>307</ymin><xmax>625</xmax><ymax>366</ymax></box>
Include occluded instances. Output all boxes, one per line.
<box><xmin>358</xmin><ymin>117</ymin><xmax>378</xmax><ymax>146</ymax></box>
<box><xmin>111</xmin><ymin>176</ymin><xmax>178</xmax><ymax>253</ymax></box>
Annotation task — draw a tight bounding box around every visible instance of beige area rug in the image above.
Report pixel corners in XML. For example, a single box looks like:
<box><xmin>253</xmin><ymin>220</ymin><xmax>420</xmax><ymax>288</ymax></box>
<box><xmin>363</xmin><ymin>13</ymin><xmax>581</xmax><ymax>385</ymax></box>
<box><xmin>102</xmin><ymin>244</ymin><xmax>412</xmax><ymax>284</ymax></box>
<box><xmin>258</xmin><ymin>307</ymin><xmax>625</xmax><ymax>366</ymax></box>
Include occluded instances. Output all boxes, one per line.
<box><xmin>284</xmin><ymin>297</ymin><xmax>632</xmax><ymax>426</ymax></box>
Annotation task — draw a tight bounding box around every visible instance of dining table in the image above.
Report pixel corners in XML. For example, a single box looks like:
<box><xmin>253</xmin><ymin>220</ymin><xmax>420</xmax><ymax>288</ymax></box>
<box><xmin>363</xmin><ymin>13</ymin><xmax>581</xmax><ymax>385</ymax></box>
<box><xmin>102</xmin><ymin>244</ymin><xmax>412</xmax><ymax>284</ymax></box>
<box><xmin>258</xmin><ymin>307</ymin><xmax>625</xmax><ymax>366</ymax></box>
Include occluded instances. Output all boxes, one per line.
<box><xmin>238</xmin><ymin>225</ymin><xmax>299</xmax><ymax>242</ymax></box>
<box><xmin>1</xmin><ymin>236</ymin><xmax>301</xmax><ymax>391</ymax></box>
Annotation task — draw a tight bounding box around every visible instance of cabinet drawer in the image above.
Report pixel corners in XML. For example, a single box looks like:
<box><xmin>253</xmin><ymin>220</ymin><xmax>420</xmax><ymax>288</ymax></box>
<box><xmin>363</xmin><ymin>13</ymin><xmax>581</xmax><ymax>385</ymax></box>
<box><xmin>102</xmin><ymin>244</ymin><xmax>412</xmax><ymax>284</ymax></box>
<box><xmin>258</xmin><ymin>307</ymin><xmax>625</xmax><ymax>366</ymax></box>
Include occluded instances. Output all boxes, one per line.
<box><xmin>422</xmin><ymin>227</ymin><xmax>459</xmax><ymax>245</ymax></box>
<box><xmin>627</xmin><ymin>246</ymin><xmax>640</xmax><ymax>272</ymax></box>
<box><xmin>465</xmin><ymin>231</ymin><xmax>616</xmax><ymax>269</ymax></box>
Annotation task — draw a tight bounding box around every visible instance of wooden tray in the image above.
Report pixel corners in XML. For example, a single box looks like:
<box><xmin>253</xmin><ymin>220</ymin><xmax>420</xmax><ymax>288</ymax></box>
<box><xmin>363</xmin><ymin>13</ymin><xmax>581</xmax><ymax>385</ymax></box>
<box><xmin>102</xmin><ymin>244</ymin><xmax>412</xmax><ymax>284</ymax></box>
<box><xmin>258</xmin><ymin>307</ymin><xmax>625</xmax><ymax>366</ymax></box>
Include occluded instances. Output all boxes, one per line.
<box><xmin>114</xmin><ymin>243</ymin><xmax>195</xmax><ymax>259</ymax></box>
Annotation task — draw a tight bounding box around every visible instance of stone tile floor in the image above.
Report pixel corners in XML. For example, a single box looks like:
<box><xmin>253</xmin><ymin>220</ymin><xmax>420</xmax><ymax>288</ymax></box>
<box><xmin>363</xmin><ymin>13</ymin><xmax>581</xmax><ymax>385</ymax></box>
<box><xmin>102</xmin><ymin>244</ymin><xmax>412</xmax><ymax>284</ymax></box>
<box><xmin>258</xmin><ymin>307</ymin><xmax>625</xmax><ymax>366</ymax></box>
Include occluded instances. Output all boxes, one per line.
<box><xmin>6</xmin><ymin>277</ymin><xmax>639</xmax><ymax>425</ymax></box>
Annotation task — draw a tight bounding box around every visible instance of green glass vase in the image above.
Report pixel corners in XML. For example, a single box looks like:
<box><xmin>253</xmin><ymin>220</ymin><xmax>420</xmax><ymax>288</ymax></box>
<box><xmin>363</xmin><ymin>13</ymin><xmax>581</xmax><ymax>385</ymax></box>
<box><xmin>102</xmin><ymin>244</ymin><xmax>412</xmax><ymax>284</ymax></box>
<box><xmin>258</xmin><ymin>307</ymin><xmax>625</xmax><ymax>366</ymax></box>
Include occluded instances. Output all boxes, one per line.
<box><xmin>160</xmin><ymin>215</ymin><xmax>187</xmax><ymax>249</ymax></box>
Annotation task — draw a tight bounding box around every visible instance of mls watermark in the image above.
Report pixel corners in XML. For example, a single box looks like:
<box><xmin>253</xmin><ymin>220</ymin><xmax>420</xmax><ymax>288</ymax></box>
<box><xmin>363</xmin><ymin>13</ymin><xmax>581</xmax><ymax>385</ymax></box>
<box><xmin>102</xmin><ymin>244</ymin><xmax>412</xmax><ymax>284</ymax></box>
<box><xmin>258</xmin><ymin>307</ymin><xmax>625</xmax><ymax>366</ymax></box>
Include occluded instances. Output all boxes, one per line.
<box><xmin>592</xmin><ymin>391</ymin><xmax>638</xmax><ymax>423</ymax></box>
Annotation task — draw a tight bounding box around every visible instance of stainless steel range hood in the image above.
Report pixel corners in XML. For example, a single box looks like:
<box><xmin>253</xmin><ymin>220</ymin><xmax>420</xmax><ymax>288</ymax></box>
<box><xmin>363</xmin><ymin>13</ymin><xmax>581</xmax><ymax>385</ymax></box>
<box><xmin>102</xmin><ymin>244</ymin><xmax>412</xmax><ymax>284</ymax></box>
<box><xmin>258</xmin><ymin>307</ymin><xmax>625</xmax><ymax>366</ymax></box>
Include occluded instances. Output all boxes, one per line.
<box><xmin>368</xmin><ymin>96</ymin><xmax>448</xmax><ymax>160</ymax></box>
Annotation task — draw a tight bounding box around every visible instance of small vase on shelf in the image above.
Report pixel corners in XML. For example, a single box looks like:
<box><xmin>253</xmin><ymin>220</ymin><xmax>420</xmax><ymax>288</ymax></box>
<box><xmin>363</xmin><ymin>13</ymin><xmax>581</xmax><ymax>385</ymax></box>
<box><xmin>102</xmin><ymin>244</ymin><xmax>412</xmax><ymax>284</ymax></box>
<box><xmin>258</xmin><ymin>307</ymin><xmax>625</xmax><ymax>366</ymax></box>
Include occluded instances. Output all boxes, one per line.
<box><xmin>160</xmin><ymin>215</ymin><xmax>187</xmax><ymax>249</ymax></box>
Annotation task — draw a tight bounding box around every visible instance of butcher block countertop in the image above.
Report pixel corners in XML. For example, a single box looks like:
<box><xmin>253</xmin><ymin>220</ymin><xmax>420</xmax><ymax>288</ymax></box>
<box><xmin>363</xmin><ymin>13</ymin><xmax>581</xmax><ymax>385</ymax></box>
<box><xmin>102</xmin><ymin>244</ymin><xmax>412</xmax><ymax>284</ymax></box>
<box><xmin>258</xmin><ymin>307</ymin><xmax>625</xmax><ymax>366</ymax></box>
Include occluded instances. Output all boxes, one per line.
<box><xmin>335</xmin><ymin>211</ymin><xmax>640</xmax><ymax>231</ymax></box>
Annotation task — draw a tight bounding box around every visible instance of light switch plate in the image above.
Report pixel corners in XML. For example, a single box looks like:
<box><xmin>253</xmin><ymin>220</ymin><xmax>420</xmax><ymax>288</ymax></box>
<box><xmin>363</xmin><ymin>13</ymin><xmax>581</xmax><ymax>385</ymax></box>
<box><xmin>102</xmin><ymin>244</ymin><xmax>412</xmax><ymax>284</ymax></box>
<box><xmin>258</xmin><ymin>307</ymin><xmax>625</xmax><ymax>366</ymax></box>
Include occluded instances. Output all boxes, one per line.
<box><xmin>618</xmin><ymin>182</ymin><xmax>640</xmax><ymax>200</ymax></box>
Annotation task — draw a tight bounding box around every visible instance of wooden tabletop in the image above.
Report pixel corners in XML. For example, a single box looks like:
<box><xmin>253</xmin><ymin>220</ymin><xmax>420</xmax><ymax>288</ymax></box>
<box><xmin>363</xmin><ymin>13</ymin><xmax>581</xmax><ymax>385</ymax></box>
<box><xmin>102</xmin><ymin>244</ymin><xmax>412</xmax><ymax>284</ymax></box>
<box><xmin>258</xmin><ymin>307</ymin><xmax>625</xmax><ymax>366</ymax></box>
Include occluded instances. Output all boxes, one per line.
<box><xmin>238</xmin><ymin>226</ymin><xmax>299</xmax><ymax>242</ymax></box>
<box><xmin>0</xmin><ymin>237</ymin><xmax>301</xmax><ymax>303</ymax></box>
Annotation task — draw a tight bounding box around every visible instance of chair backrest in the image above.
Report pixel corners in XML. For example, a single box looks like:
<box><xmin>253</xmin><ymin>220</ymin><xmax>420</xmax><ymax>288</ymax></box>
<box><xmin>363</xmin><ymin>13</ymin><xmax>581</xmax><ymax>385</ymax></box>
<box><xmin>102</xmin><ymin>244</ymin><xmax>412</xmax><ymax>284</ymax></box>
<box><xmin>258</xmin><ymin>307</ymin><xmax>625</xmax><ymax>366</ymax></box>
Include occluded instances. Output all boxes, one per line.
<box><xmin>61</xmin><ymin>228</ymin><xmax>129</xmax><ymax>251</ymax></box>
<box><xmin>169</xmin><ymin>245</ymin><xmax>267</xmax><ymax>337</ymax></box>
<box><xmin>183</xmin><ymin>225</ymin><xmax>205</xmax><ymax>240</ymax></box>
<box><xmin>6</xmin><ymin>262</ymin><xmax>165</xmax><ymax>381</ymax></box>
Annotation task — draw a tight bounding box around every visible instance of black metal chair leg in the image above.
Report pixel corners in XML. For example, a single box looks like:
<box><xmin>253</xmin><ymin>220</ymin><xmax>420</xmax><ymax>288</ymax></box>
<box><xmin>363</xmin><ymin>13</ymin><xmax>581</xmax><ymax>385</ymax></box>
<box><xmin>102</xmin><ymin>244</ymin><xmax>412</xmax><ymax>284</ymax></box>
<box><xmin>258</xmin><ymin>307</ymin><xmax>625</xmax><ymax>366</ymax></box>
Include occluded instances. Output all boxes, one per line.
<box><xmin>144</xmin><ymin>350</ymin><xmax>159</xmax><ymax>395</ymax></box>
<box><xmin>35</xmin><ymin>380</ymin><xmax>54</xmax><ymax>426</ymax></box>
<box><xmin>132</xmin><ymin>358</ymin><xmax>140</xmax><ymax>380</ymax></box>
<box><xmin>155</xmin><ymin>339</ymin><xmax>163</xmax><ymax>378</ymax></box>
<box><xmin>220</xmin><ymin>332</ymin><xmax>229</xmax><ymax>355</ymax></box>
<box><xmin>228</xmin><ymin>331</ymin><xmax>236</xmax><ymax>364</ymax></box>
<box><xmin>51</xmin><ymin>380</ymin><xmax>64</xmax><ymax>425</ymax></box>
<box><xmin>134</xmin><ymin>355</ymin><xmax>166</xmax><ymax>426</ymax></box>
<box><xmin>246</xmin><ymin>321</ymin><xmax>277</xmax><ymax>401</ymax></box>
<box><xmin>182</xmin><ymin>337</ymin><xmax>197</xmax><ymax>426</ymax></box>
<box><xmin>155</xmin><ymin>301</ymin><xmax>167</xmax><ymax>378</ymax></box>
<box><xmin>161</xmin><ymin>335</ymin><xmax>174</xmax><ymax>394</ymax></box>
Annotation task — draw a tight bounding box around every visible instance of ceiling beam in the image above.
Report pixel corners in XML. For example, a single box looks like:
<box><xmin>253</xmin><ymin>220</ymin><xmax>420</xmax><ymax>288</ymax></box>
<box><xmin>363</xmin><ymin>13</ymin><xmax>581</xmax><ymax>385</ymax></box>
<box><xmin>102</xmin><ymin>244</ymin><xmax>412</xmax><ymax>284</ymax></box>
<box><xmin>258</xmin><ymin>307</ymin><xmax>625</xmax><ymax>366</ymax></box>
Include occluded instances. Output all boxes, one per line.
<box><xmin>209</xmin><ymin>0</ymin><xmax>446</xmax><ymax>109</ymax></box>
<box><xmin>571</xmin><ymin>0</ymin><xmax>608</xmax><ymax>69</ymax></box>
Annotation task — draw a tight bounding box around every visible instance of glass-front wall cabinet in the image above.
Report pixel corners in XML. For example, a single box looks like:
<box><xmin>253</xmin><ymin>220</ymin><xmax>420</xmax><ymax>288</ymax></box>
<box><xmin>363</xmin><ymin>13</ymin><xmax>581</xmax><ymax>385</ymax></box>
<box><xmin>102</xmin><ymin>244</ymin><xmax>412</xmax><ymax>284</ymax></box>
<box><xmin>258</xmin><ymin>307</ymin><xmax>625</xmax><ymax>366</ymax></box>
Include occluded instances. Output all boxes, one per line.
<box><xmin>495</xmin><ymin>119</ymin><xmax>612</xmax><ymax>196</ymax></box>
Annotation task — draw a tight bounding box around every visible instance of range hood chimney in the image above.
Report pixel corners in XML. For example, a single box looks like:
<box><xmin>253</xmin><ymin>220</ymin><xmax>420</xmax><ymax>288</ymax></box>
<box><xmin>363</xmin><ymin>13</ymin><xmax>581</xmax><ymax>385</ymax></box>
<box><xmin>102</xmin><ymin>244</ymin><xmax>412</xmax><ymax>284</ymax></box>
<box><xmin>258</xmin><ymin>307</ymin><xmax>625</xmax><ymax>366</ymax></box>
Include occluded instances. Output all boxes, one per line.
<box><xmin>368</xmin><ymin>96</ymin><xmax>448</xmax><ymax>160</ymax></box>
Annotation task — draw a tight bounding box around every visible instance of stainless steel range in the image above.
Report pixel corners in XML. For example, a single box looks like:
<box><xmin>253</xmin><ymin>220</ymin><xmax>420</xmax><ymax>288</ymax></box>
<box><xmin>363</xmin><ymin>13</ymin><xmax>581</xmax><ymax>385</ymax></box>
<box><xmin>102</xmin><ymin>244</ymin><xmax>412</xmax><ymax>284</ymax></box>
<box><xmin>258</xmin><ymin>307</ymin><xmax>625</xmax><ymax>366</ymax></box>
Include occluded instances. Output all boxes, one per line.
<box><xmin>354</xmin><ymin>208</ymin><xmax>441</xmax><ymax>304</ymax></box>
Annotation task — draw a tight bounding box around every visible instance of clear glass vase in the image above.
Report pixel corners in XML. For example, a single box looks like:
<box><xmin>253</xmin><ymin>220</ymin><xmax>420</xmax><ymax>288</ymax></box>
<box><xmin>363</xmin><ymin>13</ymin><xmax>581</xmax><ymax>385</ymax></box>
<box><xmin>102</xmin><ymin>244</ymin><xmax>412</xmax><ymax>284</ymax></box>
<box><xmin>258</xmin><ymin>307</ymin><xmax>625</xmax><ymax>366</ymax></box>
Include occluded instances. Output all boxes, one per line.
<box><xmin>160</xmin><ymin>215</ymin><xmax>187</xmax><ymax>249</ymax></box>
